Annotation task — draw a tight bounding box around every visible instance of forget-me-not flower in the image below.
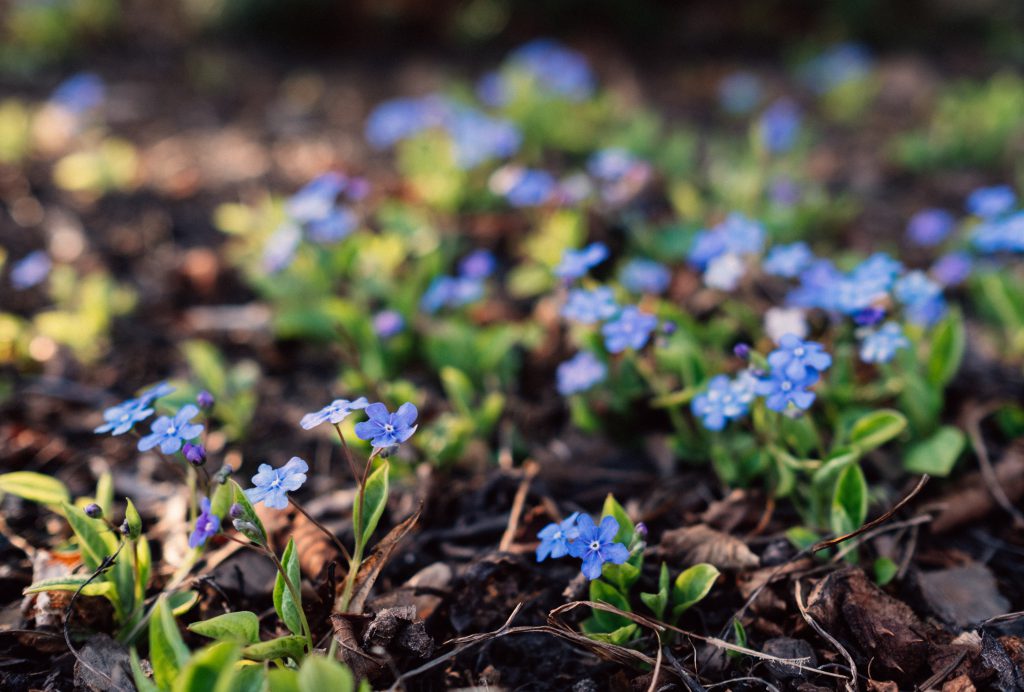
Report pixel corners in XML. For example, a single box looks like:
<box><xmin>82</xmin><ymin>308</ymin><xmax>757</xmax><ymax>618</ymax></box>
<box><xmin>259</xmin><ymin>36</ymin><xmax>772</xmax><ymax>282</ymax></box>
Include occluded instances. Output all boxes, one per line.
<box><xmin>767</xmin><ymin>334</ymin><xmax>832</xmax><ymax>383</ymax></box>
<box><xmin>619</xmin><ymin>259</ymin><xmax>671</xmax><ymax>294</ymax></box>
<box><xmin>967</xmin><ymin>185</ymin><xmax>1015</xmax><ymax>219</ymax></box>
<box><xmin>300</xmin><ymin>397</ymin><xmax>370</xmax><ymax>430</ymax></box>
<box><xmin>906</xmin><ymin>209</ymin><xmax>955</xmax><ymax>247</ymax></box>
<box><xmin>245</xmin><ymin>457</ymin><xmax>309</xmax><ymax>510</ymax></box>
<box><xmin>568</xmin><ymin>515</ymin><xmax>630</xmax><ymax>580</ymax></box>
<box><xmin>536</xmin><ymin>512</ymin><xmax>580</xmax><ymax>561</ymax></box>
<box><xmin>859</xmin><ymin>322</ymin><xmax>909</xmax><ymax>364</ymax></box>
<box><xmin>138</xmin><ymin>405</ymin><xmax>204</xmax><ymax>455</ymax></box>
<box><xmin>458</xmin><ymin>250</ymin><xmax>496</xmax><ymax>280</ymax></box>
<box><xmin>755</xmin><ymin>371</ymin><xmax>818</xmax><ymax>412</ymax></box>
<box><xmin>561</xmin><ymin>287</ymin><xmax>618</xmax><ymax>324</ymax></box>
<box><xmin>931</xmin><ymin>252</ymin><xmax>972</xmax><ymax>286</ymax></box>
<box><xmin>556</xmin><ymin>351</ymin><xmax>607</xmax><ymax>395</ymax></box>
<box><xmin>287</xmin><ymin>172</ymin><xmax>346</xmax><ymax>223</ymax></box>
<box><xmin>10</xmin><ymin>251</ymin><xmax>52</xmax><ymax>290</ymax></box>
<box><xmin>95</xmin><ymin>398</ymin><xmax>154</xmax><ymax>436</ymax></box>
<box><xmin>373</xmin><ymin>310</ymin><xmax>405</xmax><ymax>339</ymax></box>
<box><xmin>188</xmin><ymin>497</ymin><xmax>220</xmax><ymax>549</ymax></box>
<box><xmin>601</xmin><ymin>306</ymin><xmax>658</xmax><ymax>353</ymax></box>
<box><xmin>704</xmin><ymin>253</ymin><xmax>746</xmax><ymax>291</ymax></box>
<box><xmin>691</xmin><ymin>374</ymin><xmax>755</xmax><ymax>431</ymax></box>
<box><xmin>554</xmin><ymin>243</ymin><xmax>609</xmax><ymax>280</ymax></box>
<box><xmin>355</xmin><ymin>402</ymin><xmax>418</xmax><ymax>450</ymax></box>
<box><xmin>758</xmin><ymin>98</ymin><xmax>800</xmax><ymax>154</ymax></box>
<box><xmin>763</xmin><ymin>242</ymin><xmax>814</xmax><ymax>278</ymax></box>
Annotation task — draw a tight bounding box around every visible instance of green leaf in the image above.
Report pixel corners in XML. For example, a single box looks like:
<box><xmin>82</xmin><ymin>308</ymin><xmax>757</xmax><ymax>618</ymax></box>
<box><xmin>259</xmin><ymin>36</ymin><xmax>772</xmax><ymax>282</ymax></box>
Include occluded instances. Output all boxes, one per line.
<box><xmin>230</xmin><ymin>480</ymin><xmax>267</xmax><ymax>545</ymax></box>
<box><xmin>169</xmin><ymin>589</ymin><xmax>200</xmax><ymax>617</ymax></box>
<box><xmin>209</xmin><ymin>479</ymin><xmax>233</xmax><ymax>520</ymax></box>
<box><xmin>241</xmin><ymin>635</ymin><xmax>306</xmax><ymax>662</ymax></box>
<box><xmin>640</xmin><ymin>563</ymin><xmax>670</xmax><ymax>621</ymax></box>
<box><xmin>439</xmin><ymin>367</ymin><xmax>475</xmax><ymax>419</ymax></box>
<box><xmin>830</xmin><ymin>463</ymin><xmax>868</xmax><ymax>553</ymax></box>
<box><xmin>873</xmin><ymin>557</ymin><xmax>899</xmax><ymax>586</ymax></box>
<box><xmin>849</xmin><ymin>409</ymin><xmax>907</xmax><ymax>454</ymax></box>
<box><xmin>784</xmin><ymin>526</ymin><xmax>820</xmax><ymax>552</ymax></box>
<box><xmin>927</xmin><ymin>311</ymin><xmax>965</xmax><ymax>386</ymax></box>
<box><xmin>589</xmin><ymin>580</ymin><xmax>632</xmax><ymax>632</ymax></box>
<box><xmin>267</xmin><ymin>668</ymin><xmax>300</xmax><ymax>692</ymax></box>
<box><xmin>62</xmin><ymin>501</ymin><xmax>116</xmax><ymax>571</ymax></box>
<box><xmin>273</xmin><ymin>538</ymin><xmax>303</xmax><ymax>637</ymax></box>
<box><xmin>182</xmin><ymin>340</ymin><xmax>229</xmax><ymax>396</ymax></box>
<box><xmin>149</xmin><ymin>596</ymin><xmax>190</xmax><ymax>690</ymax></box>
<box><xmin>728</xmin><ymin>618</ymin><xmax>748</xmax><ymax>660</ymax></box>
<box><xmin>297</xmin><ymin>655</ymin><xmax>355</xmax><ymax>692</ymax></box>
<box><xmin>0</xmin><ymin>472</ymin><xmax>70</xmax><ymax>507</ymax></box>
<box><xmin>24</xmin><ymin>576</ymin><xmax>118</xmax><ymax>600</ymax></box>
<box><xmin>172</xmin><ymin>641</ymin><xmax>240</xmax><ymax>692</ymax></box>
<box><xmin>231</xmin><ymin>664</ymin><xmax>268</xmax><ymax>692</ymax></box>
<box><xmin>671</xmin><ymin>563</ymin><xmax>719</xmax><ymax>618</ymax></box>
<box><xmin>600</xmin><ymin>494</ymin><xmax>634</xmax><ymax>546</ymax></box>
<box><xmin>188</xmin><ymin>611</ymin><xmax>261</xmax><ymax>644</ymax></box>
<box><xmin>903</xmin><ymin>426</ymin><xmax>966</xmax><ymax>476</ymax></box>
<box><xmin>124</xmin><ymin>499</ymin><xmax>142</xmax><ymax>540</ymax></box>
<box><xmin>130</xmin><ymin>648</ymin><xmax>159</xmax><ymax>692</ymax></box>
<box><xmin>586</xmin><ymin>623</ymin><xmax>638</xmax><ymax>645</ymax></box>
<box><xmin>95</xmin><ymin>472</ymin><xmax>114</xmax><ymax>516</ymax></box>
<box><xmin>354</xmin><ymin>461</ymin><xmax>389</xmax><ymax>552</ymax></box>
<box><xmin>136</xmin><ymin>537</ymin><xmax>151</xmax><ymax>603</ymax></box>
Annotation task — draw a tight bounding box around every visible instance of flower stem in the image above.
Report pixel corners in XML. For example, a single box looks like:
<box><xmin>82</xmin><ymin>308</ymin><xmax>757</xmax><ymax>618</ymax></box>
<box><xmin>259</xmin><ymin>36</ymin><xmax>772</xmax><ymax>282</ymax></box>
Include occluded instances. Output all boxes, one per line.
<box><xmin>288</xmin><ymin>496</ymin><xmax>351</xmax><ymax>562</ymax></box>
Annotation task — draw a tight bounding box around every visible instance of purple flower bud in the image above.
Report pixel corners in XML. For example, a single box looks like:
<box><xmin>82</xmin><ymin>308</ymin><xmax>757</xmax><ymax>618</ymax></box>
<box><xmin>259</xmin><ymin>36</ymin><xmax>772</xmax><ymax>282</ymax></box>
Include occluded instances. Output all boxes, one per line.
<box><xmin>661</xmin><ymin>321</ymin><xmax>677</xmax><ymax>335</ymax></box>
<box><xmin>183</xmin><ymin>442</ymin><xmax>206</xmax><ymax>465</ymax></box>
<box><xmin>635</xmin><ymin>522</ymin><xmax>648</xmax><ymax>538</ymax></box>
<box><xmin>84</xmin><ymin>503</ymin><xmax>103</xmax><ymax>519</ymax></box>
<box><xmin>733</xmin><ymin>343</ymin><xmax>751</xmax><ymax>359</ymax></box>
<box><xmin>120</xmin><ymin>519</ymin><xmax>131</xmax><ymax>536</ymax></box>
<box><xmin>196</xmin><ymin>390</ymin><xmax>215</xmax><ymax>408</ymax></box>
<box><xmin>853</xmin><ymin>306</ymin><xmax>886</xmax><ymax>327</ymax></box>
<box><xmin>229</xmin><ymin>503</ymin><xmax>245</xmax><ymax>519</ymax></box>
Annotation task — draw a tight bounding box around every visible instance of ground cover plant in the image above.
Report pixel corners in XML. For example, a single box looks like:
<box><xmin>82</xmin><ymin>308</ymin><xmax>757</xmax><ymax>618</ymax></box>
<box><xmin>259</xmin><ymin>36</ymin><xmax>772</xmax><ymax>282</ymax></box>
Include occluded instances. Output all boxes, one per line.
<box><xmin>2</xmin><ymin>2</ymin><xmax>1024</xmax><ymax>690</ymax></box>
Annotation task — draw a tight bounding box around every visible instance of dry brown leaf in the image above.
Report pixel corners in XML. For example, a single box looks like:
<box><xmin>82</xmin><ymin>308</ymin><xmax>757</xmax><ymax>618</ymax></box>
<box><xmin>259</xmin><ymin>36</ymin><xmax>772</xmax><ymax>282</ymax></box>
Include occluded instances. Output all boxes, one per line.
<box><xmin>345</xmin><ymin>508</ymin><xmax>421</xmax><ymax>615</ymax></box>
<box><xmin>658</xmin><ymin>524</ymin><xmax>759</xmax><ymax>570</ymax></box>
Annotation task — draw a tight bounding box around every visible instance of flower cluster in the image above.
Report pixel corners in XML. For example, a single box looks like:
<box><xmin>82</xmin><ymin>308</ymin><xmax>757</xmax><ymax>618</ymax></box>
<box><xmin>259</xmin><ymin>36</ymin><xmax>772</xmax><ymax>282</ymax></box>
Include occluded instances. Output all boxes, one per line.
<box><xmin>536</xmin><ymin>513</ymin><xmax>630</xmax><ymax>580</ymax></box>
<box><xmin>263</xmin><ymin>172</ymin><xmax>369</xmax><ymax>272</ymax></box>
<box><xmin>689</xmin><ymin>213</ymin><xmax>766</xmax><ymax>290</ymax></box>
<box><xmin>301</xmin><ymin>397</ymin><xmax>418</xmax><ymax>454</ymax></box>
<box><xmin>691</xmin><ymin>334</ymin><xmax>832</xmax><ymax>430</ymax></box>
<box><xmin>477</xmin><ymin>39</ymin><xmax>595</xmax><ymax>106</ymax></box>
<box><xmin>420</xmin><ymin>249</ymin><xmax>496</xmax><ymax>313</ymax></box>
<box><xmin>365</xmin><ymin>95</ymin><xmax>520</xmax><ymax>169</ymax></box>
<box><xmin>94</xmin><ymin>381</ymin><xmax>175</xmax><ymax>437</ymax></box>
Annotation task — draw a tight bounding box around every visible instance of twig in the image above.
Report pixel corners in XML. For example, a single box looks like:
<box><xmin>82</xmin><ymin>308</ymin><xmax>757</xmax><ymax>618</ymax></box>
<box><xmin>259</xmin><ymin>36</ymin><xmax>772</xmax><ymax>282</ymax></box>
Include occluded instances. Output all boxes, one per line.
<box><xmin>646</xmin><ymin>631</ymin><xmax>664</xmax><ymax>692</ymax></box>
<box><xmin>498</xmin><ymin>460</ymin><xmax>538</xmax><ymax>552</ymax></box>
<box><xmin>915</xmin><ymin>650</ymin><xmax>965</xmax><ymax>691</ymax></box>
<box><xmin>965</xmin><ymin>404</ymin><xmax>1024</xmax><ymax>529</ymax></box>
<box><xmin>811</xmin><ymin>474</ymin><xmax>929</xmax><ymax>554</ymax></box>
<box><xmin>828</xmin><ymin>515</ymin><xmax>932</xmax><ymax>564</ymax></box>
<box><xmin>63</xmin><ymin>544</ymin><xmax>125</xmax><ymax>688</ymax></box>
<box><xmin>794</xmin><ymin>580</ymin><xmax>857</xmax><ymax>692</ymax></box>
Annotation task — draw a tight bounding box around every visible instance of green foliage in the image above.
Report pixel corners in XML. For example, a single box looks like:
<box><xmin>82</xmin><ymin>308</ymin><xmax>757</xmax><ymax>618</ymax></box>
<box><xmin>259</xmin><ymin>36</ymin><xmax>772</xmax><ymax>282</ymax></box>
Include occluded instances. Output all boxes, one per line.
<box><xmin>0</xmin><ymin>471</ymin><xmax>70</xmax><ymax>507</ymax></box>
<box><xmin>353</xmin><ymin>461</ymin><xmax>389</xmax><ymax>553</ymax></box>
<box><xmin>848</xmin><ymin>409</ymin><xmax>908</xmax><ymax>454</ymax></box>
<box><xmin>272</xmin><ymin>538</ymin><xmax>304</xmax><ymax>637</ymax></box>
<box><xmin>903</xmin><ymin>426</ymin><xmax>966</xmax><ymax>476</ymax></box>
<box><xmin>188</xmin><ymin>611</ymin><xmax>261</xmax><ymax>644</ymax></box>
<box><xmin>671</xmin><ymin>564</ymin><xmax>720</xmax><ymax>619</ymax></box>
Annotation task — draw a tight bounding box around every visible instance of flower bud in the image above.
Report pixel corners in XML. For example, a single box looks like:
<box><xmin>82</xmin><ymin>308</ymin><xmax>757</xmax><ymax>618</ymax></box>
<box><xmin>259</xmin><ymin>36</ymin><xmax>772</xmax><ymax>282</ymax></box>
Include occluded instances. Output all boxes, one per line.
<box><xmin>229</xmin><ymin>503</ymin><xmax>245</xmax><ymax>519</ymax></box>
<box><xmin>120</xmin><ymin>519</ymin><xmax>131</xmax><ymax>536</ymax></box>
<box><xmin>84</xmin><ymin>503</ymin><xmax>103</xmax><ymax>519</ymax></box>
<box><xmin>196</xmin><ymin>390</ymin><xmax>215</xmax><ymax>409</ymax></box>
<box><xmin>635</xmin><ymin>522</ymin><xmax>648</xmax><ymax>538</ymax></box>
<box><xmin>232</xmin><ymin>519</ymin><xmax>263</xmax><ymax>544</ymax></box>
<box><xmin>213</xmin><ymin>465</ymin><xmax>233</xmax><ymax>484</ymax></box>
<box><xmin>661</xmin><ymin>321</ymin><xmax>677</xmax><ymax>335</ymax></box>
<box><xmin>733</xmin><ymin>342</ymin><xmax>751</xmax><ymax>359</ymax></box>
<box><xmin>183</xmin><ymin>442</ymin><xmax>206</xmax><ymax>466</ymax></box>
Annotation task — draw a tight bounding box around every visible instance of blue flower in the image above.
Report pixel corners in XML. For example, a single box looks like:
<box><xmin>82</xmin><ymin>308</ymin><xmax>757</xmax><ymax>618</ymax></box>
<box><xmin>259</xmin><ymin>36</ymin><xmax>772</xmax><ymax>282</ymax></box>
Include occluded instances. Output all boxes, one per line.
<box><xmin>354</xmin><ymin>402</ymin><xmax>418</xmax><ymax>450</ymax></box>
<box><xmin>893</xmin><ymin>271</ymin><xmax>941</xmax><ymax>308</ymax></box>
<box><xmin>245</xmin><ymin>457</ymin><xmax>309</xmax><ymax>510</ymax></box>
<box><xmin>755</xmin><ymin>371</ymin><xmax>818</xmax><ymax>412</ymax></box>
<box><xmin>364</xmin><ymin>96</ymin><xmax>448</xmax><ymax>149</ymax></box>
<box><xmin>688</xmin><ymin>213</ymin><xmax>765</xmax><ymax>269</ymax></box>
<box><xmin>967</xmin><ymin>185</ymin><xmax>1015</xmax><ymax>219</ymax></box>
<box><xmin>691</xmin><ymin>373</ymin><xmax>755</xmax><ymax>431</ymax></box>
<box><xmin>420</xmin><ymin>276</ymin><xmax>484</xmax><ymax>313</ymax></box>
<box><xmin>554</xmin><ymin>243</ymin><xmax>609</xmax><ymax>280</ymax></box>
<box><xmin>262</xmin><ymin>223</ymin><xmax>301</xmax><ymax>274</ymax></box>
<box><xmin>619</xmin><ymin>259</ymin><xmax>671</xmax><ymax>294</ymax></box>
<box><xmin>556</xmin><ymin>352</ymin><xmax>607</xmax><ymax>395</ymax></box>
<box><xmin>971</xmin><ymin>212</ymin><xmax>1024</xmax><ymax>254</ymax></box>
<box><xmin>763</xmin><ymin>242</ymin><xmax>814</xmax><ymax>278</ymax></box>
<box><xmin>300</xmin><ymin>397</ymin><xmax>370</xmax><ymax>430</ymax></box>
<box><xmin>799</xmin><ymin>42</ymin><xmax>872</xmax><ymax>94</ymax></box>
<box><xmin>188</xmin><ymin>497</ymin><xmax>220</xmax><ymax>549</ymax></box>
<box><xmin>10</xmin><ymin>251</ymin><xmax>52</xmax><ymax>290</ymax></box>
<box><xmin>601</xmin><ymin>306</ymin><xmax>658</xmax><ymax>353</ymax></box>
<box><xmin>287</xmin><ymin>172</ymin><xmax>346</xmax><ymax>223</ymax></box>
<box><xmin>306</xmin><ymin>207</ymin><xmax>358</xmax><ymax>243</ymax></box>
<box><xmin>568</xmin><ymin>515</ymin><xmax>630</xmax><ymax>580</ymax></box>
<box><xmin>483</xmin><ymin>39</ymin><xmax>595</xmax><ymax>106</ymax></box>
<box><xmin>758</xmin><ymin>98</ymin><xmax>800</xmax><ymax>154</ymax></box>
<box><xmin>718</xmin><ymin>71</ymin><xmax>762</xmax><ymax>115</ymax></box>
<box><xmin>852</xmin><ymin>306</ymin><xmax>887</xmax><ymax>327</ymax></box>
<box><xmin>458</xmin><ymin>250</ymin><xmax>497</xmax><ymax>279</ymax></box>
<box><xmin>931</xmin><ymin>252</ymin><xmax>972</xmax><ymax>286</ymax></box>
<box><xmin>587</xmin><ymin>148</ymin><xmax>637</xmax><ymax>182</ymax></box>
<box><xmin>373</xmin><ymin>310</ymin><xmax>405</xmax><ymax>339</ymax></box>
<box><xmin>50</xmin><ymin>73</ymin><xmax>105</xmax><ymax>115</ymax></box>
<box><xmin>502</xmin><ymin>168</ymin><xmax>556</xmax><ymax>207</ymax></box>
<box><xmin>704</xmin><ymin>253</ymin><xmax>746</xmax><ymax>291</ymax></box>
<box><xmin>561</xmin><ymin>287</ymin><xmax>618</xmax><ymax>324</ymax></box>
<box><xmin>859</xmin><ymin>322</ymin><xmax>909</xmax><ymax>364</ymax></box>
<box><xmin>95</xmin><ymin>398</ymin><xmax>154</xmax><ymax>436</ymax></box>
<box><xmin>138</xmin><ymin>405</ymin><xmax>204</xmax><ymax>455</ymax></box>
<box><xmin>448</xmin><ymin>110</ymin><xmax>521</xmax><ymax>169</ymax></box>
<box><xmin>852</xmin><ymin>253</ymin><xmax>903</xmax><ymax>289</ymax></box>
<box><xmin>767</xmin><ymin>334</ymin><xmax>832</xmax><ymax>383</ymax></box>
<box><xmin>905</xmin><ymin>295</ymin><xmax>947</xmax><ymax>326</ymax></box>
<box><xmin>139</xmin><ymin>381</ymin><xmax>175</xmax><ymax>404</ymax></box>
<box><xmin>906</xmin><ymin>209</ymin><xmax>955</xmax><ymax>247</ymax></box>
<box><xmin>536</xmin><ymin>512</ymin><xmax>580</xmax><ymax>561</ymax></box>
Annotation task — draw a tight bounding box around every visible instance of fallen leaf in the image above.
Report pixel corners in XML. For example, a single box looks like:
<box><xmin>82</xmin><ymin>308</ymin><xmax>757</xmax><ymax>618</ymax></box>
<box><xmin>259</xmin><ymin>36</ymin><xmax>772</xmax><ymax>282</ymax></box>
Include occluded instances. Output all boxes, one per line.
<box><xmin>659</xmin><ymin>524</ymin><xmax>759</xmax><ymax>570</ymax></box>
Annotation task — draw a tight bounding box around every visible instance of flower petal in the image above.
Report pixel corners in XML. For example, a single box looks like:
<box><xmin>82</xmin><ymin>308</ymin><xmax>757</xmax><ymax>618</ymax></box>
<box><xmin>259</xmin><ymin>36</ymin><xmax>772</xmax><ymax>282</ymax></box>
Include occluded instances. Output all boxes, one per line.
<box><xmin>394</xmin><ymin>402</ymin><xmax>418</xmax><ymax>428</ymax></box>
<box><xmin>599</xmin><ymin>542</ymin><xmax>630</xmax><ymax>565</ymax></box>
<box><xmin>598</xmin><ymin>515</ymin><xmax>620</xmax><ymax>543</ymax></box>
<box><xmin>364</xmin><ymin>402</ymin><xmax>389</xmax><ymax>423</ymax></box>
<box><xmin>580</xmin><ymin>554</ymin><xmax>604</xmax><ymax>580</ymax></box>
<box><xmin>354</xmin><ymin>420</ymin><xmax>381</xmax><ymax>441</ymax></box>
<box><xmin>176</xmin><ymin>404</ymin><xmax>199</xmax><ymax>423</ymax></box>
